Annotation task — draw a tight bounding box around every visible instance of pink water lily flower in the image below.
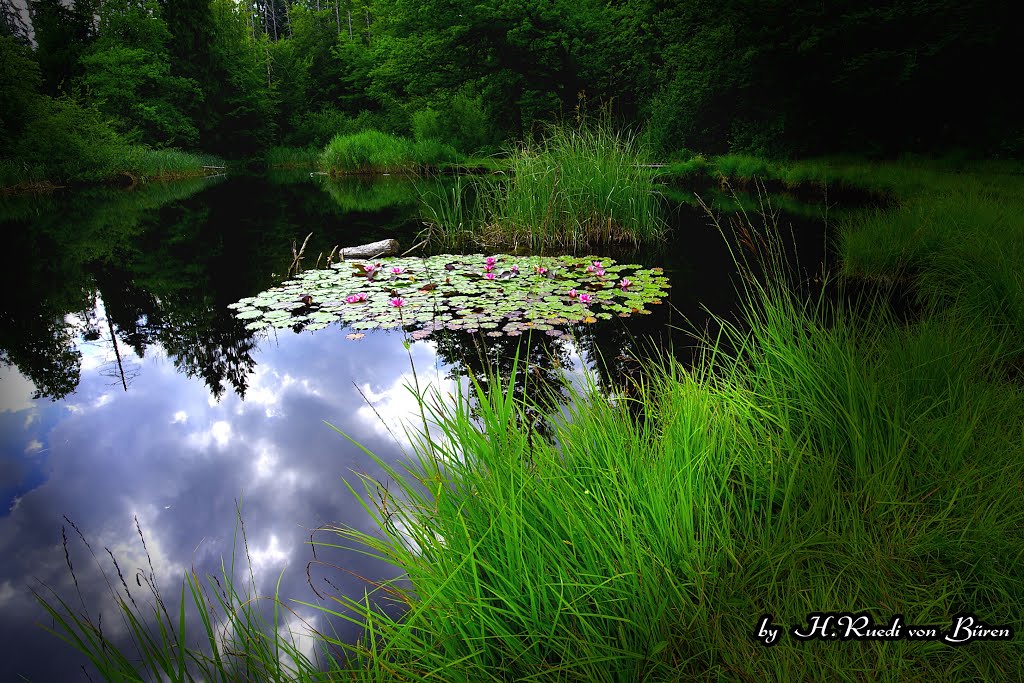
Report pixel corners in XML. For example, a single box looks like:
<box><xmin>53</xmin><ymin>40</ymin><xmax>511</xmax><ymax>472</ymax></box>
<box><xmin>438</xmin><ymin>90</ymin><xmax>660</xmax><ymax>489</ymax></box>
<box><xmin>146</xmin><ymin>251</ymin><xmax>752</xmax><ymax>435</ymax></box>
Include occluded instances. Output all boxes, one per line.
<box><xmin>568</xmin><ymin>289</ymin><xmax>579</xmax><ymax>298</ymax></box>
<box><xmin>484</xmin><ymin>264</ymin><xmax>494</xmax><ymax>272</ymax></box>
<box><xmin>391</xmin><ymin>266</ymin><xmax>404</xmax><ymax>275</ymax></box>
<box><xmin>592</xmin><ymin>261</ymin><xmax>603</xmax><ymax>268</ymax></box>
<box><xmin>595</xmin><ymin>269</ymin><xmax>606</xmax><ymax>277</ymax></box>
<box><xmin>485</xmin><ymin>256</ymin><xmax>497</xmax><ymax>266</ymax></box>
<box><xmin>535</xmin><ymin>266</ymin><xmax>548</xmax><ymax>275</ymax></box>
<box><xmin>484</xmin><ymin>272</ymin><xmax>496</xmax><ymax>280</ymax></box>
<box><xmin>345</xmin><ymin>293</ymin><xmax>368</xmax><ymax>303</ymax></box>
<box><xmin>511</xmin><ymin>264</ymin><xmax>519</xmax><ymax>273</ymax></box>
<box><xmin>619</xmin><ymin>278</ymin><xmax>632</xmax><ymax>289</ymax></box>
<box><xmin>579</xmin><ymin>293</ymin><xmax>593</xmax><ymax>304</ymax></box>
<box><xmin>586</xmin><ymin>264</ymin><xmax>595</xmax><ymax>273</ymax></box>
<box><xmin>363</xmin><ymin>264</ymin><xmax>377</xmax><ymax>273</ymax></box>
<box><xmin>389</xmin><ymin>297</ymin><xmax>406</xmax><ymax>307</ymax></box>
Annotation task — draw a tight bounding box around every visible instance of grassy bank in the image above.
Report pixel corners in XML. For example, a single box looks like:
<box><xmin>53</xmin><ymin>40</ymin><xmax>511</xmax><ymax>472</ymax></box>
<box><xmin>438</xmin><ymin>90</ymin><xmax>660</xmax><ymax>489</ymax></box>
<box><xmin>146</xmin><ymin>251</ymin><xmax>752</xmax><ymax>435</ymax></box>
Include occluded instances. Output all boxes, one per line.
<box><xmin>325</xmin><ymin>165</ymin><xmax>1024</xmax><ymax>677</ymax></box>
<box><xmin>36</xmin><ymin>161</ymin><xmax>1024</xmax><ymax>680</ymax></box>
<box><xmin>325</xmin><ymin>279</ymin><xmax>1023</xmax><ymax>680</ymax></box>
<box><xmin>1</xmin><ymin>145</ymin><xmax>223</xmax><ymax>194</ymax></box>
<box><xmin>319</xmin><ymin>130</ymin><xmax>459</xmax><ymax>175</ymax></box>
<box><xmin>662</xmin><ymin>153</ymin><xmax>1024</xmax><ymax>195</ymax></box>
<box><xmin>422</xmin><ymin>125</ymin><xmax>666</xmax><ymax>249</ymax></box>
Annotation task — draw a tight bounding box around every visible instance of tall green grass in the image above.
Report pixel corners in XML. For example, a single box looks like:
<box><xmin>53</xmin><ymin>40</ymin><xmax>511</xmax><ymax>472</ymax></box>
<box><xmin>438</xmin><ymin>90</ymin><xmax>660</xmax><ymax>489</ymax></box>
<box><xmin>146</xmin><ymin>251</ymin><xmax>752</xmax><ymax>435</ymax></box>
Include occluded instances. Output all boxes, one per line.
<box><xmin>319</xmin><ymin>130</ymin><xmax>459</xmax><ymax>175</ymax></box>
<box><xmin>319</xmin><ymin>244</ymin><xmax>1023</xmax><ymax>679</ymax></box>
<box><xmin>840</xmin><ymin>171</ymin><xmax>1024</xmax><ymax>344</ymax></box>
<box><xmin>120</xmin><ymin>147</ymin><xmax>224</xmax><ymax>181</ymax></box>
<box><xmin>422</xmin><ymin>124</ymin><xmax>666</xmax><ymax>249</ymax></box>
<box><xmin>418</xmin><ymin>174</ymin><xmax>488</xmax><ymax>249</ymax></box>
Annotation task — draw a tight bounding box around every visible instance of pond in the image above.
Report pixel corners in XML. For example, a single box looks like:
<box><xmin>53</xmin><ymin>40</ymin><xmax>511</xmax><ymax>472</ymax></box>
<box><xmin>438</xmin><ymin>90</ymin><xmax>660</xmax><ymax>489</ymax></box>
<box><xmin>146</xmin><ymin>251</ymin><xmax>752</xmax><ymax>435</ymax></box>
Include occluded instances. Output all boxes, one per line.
<box><xmin>0</xmin><ymin>171</ymin><xmax>838</xmax><ymax>680</ymax></box>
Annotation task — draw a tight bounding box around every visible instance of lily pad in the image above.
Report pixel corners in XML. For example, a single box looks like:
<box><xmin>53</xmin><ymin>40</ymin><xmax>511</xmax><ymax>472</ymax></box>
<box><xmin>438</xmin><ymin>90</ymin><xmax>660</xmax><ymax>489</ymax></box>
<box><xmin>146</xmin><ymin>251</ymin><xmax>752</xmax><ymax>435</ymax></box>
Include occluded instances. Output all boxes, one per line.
<box><xmin>230</xmin><ymin>254</ymin><xmax>670</xmax><ymax>342</ymax></box>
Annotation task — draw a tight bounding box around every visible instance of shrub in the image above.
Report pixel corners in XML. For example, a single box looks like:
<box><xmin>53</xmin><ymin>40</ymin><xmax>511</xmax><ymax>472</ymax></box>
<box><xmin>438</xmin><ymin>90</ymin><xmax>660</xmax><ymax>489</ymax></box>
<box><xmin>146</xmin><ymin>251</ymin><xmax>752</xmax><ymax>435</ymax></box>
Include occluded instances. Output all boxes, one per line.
<box><xmin>410</xmin><ymin>91</ymin><xmax>495</xmax><ymax>155</ymax></box>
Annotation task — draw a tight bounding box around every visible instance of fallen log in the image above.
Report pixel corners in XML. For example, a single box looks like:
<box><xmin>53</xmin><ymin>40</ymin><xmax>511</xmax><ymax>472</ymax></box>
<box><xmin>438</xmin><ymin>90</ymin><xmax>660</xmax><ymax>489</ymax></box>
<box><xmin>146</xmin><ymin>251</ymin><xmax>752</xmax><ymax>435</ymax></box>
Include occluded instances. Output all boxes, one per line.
<box><xmin>339</xmin><ymin>238</ymin><xmax>400</xmax><ymax>259</ymax></box>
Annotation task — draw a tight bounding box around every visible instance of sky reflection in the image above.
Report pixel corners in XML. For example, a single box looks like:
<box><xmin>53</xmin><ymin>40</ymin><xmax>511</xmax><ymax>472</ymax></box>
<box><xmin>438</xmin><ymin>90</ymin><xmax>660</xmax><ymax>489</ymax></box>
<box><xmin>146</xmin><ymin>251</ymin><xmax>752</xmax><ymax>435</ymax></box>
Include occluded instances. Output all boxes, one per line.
<box><xmin>0</xmin><ymin>300</ymin><xmax>473</xmax><ymax>681</ymax></box>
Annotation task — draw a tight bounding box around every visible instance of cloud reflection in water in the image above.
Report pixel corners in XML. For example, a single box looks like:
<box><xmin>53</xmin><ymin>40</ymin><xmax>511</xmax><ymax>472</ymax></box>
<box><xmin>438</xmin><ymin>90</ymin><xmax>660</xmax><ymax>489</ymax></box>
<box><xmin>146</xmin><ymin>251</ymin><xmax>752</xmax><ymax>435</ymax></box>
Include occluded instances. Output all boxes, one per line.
<box><xmin>0</xmin><ymin>318</ymin><xmax>461</xmax><ymax>681</ymax></box>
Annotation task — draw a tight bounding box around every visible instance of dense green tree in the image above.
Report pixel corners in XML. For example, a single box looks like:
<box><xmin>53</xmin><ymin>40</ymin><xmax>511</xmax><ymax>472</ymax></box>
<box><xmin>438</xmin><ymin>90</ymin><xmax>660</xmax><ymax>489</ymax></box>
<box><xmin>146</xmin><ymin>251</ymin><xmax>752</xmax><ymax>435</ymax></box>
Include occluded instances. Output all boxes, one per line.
<box><xmin>158</xmin><ymin>0</ymin><xmax>217</xmax><ymax>144</ymax></box>
<box><xmin>29</xmin><ymin>0</ymin><xmax>98</xmax><ymax>96</ymax></box>
<box><xmin>202</xmin><ymin>0</ymin><xmax>277</xmax><ymax>156</ymax></box>
<box><xmin>0</xmin><ymin>35</ymin><xmax>42</xmax><ymax>148</ymax></box>
<box><xmin>4</xmin><ymin>0</ymin><xmax>1019</xmax><ymax>171</ymax></box>
<box><xmin>79</xmin><ymin>0</ymin><xmax>200</xmax><ymax>147</ymax></box>
<box><xmin>368</xmin><ymin>0</ymin><xmax>576</xmax><ymax>137</ymax></box>
<box><xmin>644</xmin><ymin>0</ymin><xmax>1019</xmax><ymax>156</ymax></box>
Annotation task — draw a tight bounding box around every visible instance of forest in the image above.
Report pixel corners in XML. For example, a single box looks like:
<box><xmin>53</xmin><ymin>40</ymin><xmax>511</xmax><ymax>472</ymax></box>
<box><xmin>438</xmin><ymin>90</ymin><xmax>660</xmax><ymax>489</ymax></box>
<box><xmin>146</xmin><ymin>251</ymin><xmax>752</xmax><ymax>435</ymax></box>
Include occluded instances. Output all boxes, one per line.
<box><xmin>1</xmin><ymin>0</ymin><xmax>1019</xmax><ymax>188</ymax></box>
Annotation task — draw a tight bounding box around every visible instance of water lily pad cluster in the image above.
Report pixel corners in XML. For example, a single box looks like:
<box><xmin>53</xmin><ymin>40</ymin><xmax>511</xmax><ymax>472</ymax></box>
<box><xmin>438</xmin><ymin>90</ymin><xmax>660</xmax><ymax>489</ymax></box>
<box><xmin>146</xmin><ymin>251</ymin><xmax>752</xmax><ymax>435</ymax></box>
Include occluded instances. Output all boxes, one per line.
<box><xmin>228</xmin><ymin>254</ymin><xmax>670</xmax><ymax>340</ymax></box>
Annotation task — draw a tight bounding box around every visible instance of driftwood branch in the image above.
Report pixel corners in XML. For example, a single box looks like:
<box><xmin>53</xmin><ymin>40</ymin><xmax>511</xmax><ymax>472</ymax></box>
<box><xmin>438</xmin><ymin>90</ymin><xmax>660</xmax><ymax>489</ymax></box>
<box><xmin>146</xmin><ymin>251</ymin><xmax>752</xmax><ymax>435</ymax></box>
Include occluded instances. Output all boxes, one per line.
<box><xmin>339</xmin><ymin>239</ymin><xmax>400</xmax><ymax>260</ymax></box>
<box><xmin>288</xmin><ymin>232</ymin><xmax>313</xmax><ymax>276</ymax></box>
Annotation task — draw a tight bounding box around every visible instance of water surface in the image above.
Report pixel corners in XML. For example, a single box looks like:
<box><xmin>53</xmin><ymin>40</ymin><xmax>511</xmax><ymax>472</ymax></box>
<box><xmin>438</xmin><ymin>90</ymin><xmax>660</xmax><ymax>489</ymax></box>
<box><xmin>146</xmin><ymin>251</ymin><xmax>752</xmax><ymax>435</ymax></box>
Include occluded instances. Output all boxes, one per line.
<box><xmin>0</xmin><ymin>172</ymin><xmax>834</xmax><ymax>680</ymax></box>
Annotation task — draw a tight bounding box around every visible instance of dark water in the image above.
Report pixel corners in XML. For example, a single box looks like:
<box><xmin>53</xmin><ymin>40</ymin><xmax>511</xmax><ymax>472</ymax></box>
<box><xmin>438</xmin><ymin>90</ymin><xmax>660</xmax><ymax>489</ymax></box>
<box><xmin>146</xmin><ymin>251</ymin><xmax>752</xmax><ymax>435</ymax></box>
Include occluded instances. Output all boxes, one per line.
<box><xmin>0</xmin><ymin>172</ymin><xmax>835</xmax><ymax>681</ymax></box>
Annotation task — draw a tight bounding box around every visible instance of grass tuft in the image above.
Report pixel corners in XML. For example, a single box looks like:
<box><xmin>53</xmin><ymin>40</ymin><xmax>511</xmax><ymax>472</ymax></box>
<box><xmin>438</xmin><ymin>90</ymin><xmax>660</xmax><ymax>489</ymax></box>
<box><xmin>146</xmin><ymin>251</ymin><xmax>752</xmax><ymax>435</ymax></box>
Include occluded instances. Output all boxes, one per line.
<box><xmin>319</xmin><ymin>130</ymin><xmax>459</xmax><ymax>175</ymax></box>
<box><xmin>421</xmin><ymin>123</ymin><xmax>667</xmax><ymax>250</ymax></box>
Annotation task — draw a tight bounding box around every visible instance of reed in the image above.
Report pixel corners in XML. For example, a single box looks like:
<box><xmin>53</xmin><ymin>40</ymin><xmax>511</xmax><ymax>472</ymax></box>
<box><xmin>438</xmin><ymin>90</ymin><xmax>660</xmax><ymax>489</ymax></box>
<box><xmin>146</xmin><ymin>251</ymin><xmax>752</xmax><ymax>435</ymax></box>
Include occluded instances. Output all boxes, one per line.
<box><xmin>419</xmin><ymin>123</ymin><xmax>666</xmax><ymax>249</ymax></box>
<box><xmin>319</xmin><ymin>130</ymin><xmax>458</xmax><ymax>175</ymax></box>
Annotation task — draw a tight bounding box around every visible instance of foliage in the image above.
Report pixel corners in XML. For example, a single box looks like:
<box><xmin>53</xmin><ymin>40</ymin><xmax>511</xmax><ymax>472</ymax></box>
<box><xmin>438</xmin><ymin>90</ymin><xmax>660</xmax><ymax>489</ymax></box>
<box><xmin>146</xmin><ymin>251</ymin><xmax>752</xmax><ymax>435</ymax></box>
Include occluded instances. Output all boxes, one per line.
<box><xmin>228</xmin><ymin>253</ymin><xmax>670</xmax><ymax>338</ymax></box>
<box><xmin>644</xmin><ymin>0</ymin><xmax>1019</xmax><ymax>156</ymax></box>
<box><xmin>410</xmin><ymin>90</ymin><xmax>495</xmax><ymax>154</ymax></box>
<box><xmin>282</xmin><ymin>108</ymin><xmax>390</xmax><ymax>149</ymax></box>
<box><xmin>368</xmin><ymin>0</ymin><xmax>615</xmax><ymax>138</ymax></box>
<box><xmin>29</xmin><ymin>0</ymin><xmax>97</xmax><ymax>96</ymax></box>
<box><xmin>9</xmin><ymin>96</ymin><xmax>131</xmax><ymax>182</ymax></box>
<box><xmin>9</xmin><ymin>0</ymin><xmax>1020</xmax><ymax>176</ymax></box>
<box><xmin>197</xmin><ymin>0</ymin><xmax>276</xmax><ymax>157</ymax></box>
<box><xmin>319</xmin><ymin>130</ymin><xmax>458</xmax><ymax>174</ymax></box>
<box><xmin>79</xmin><ymin>0</ymin><xmax>200</xmax><ymax>148</ymax></box>
<box><xmin>0</xmin><ymin>36</ymin><xmax>43</xmax><ymax>149</ymax></box>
